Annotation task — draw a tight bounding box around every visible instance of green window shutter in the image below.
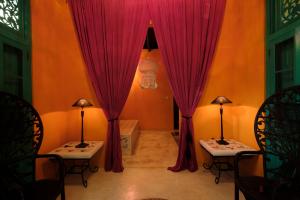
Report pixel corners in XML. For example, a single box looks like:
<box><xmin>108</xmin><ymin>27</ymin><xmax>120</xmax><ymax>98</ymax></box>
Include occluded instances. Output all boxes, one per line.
<box><xmin>275</xmin><ymin>37</ymin><xmax>295</xmax><ymax>91</ymax></box>
<box><xmin>0</xmin><ymin>0</ymin><xmax>31</xmax><ymax>102</ymax></box>
<box><xmin>266</xmin><ymin>0</ymin><xmax>300</xmax><ymax>177</ymax></box>
<box><xmin>3</xmin><ymin>44</ymin><xmax>23</xmax><ymax>97</ymax></box>
<box><xmin>295</xmin><ymin>28</ymin><xmax>300</xmax><ymax>84</ymax></box>
<box><xmin>267</xmin><ymin>0</ymin><xmax>300</xmax><ymax>97</ymax></box>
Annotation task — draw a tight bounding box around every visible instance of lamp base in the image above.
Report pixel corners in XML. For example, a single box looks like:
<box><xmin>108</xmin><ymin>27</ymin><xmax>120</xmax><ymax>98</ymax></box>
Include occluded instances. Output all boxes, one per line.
<box><xmin>75</xmin><ymin>142</ymin><xmax>89</xmax><ymax>148</ymax></box>
<box><xmin>217</xmin><ymin>139</ymin><xmax>229</xmax><ymax>145</ymax></box>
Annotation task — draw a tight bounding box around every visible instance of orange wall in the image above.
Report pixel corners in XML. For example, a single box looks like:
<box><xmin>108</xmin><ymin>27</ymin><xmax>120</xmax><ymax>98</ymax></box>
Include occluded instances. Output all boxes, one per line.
<box><xmin>31</xmin><ymin>0</ymin><xmax>107</xmax><ymax>177</ymax></box>
<box><xmin>194</xmin><ymin>0</ymin><xmax>265</xmax><ymax>175</ymax></box>
<box><xmin>31</xmin><ymin>0</ymin><xmax>265</xmax><ymax>175</ymax></box>
<box><xmin>120</xmin><ymin>49</ymin><xmax>173</xmax><ymax>131</ymax></box>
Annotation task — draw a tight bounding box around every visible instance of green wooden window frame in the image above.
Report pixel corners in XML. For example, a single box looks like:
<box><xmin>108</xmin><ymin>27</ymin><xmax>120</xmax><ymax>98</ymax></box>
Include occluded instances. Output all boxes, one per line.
<box><xmin>0</xmin><ymin>0</ymin><xmax>31</xmax><ymax>102</ymax></box>
<box><xmin>265</xmin><ymin>0</ymin><xmax>300</xmax><ymax>178</ymax></box>
<box><xmin>266</xmin><ymin>0</ymin><xmax>300</xmax><ymax>97</ymax></box>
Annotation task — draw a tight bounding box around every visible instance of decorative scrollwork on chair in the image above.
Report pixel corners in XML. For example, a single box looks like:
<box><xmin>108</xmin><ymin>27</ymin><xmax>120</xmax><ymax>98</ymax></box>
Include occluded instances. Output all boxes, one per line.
<box><xmin>234</xmin><ymin>86</ymin><xmax>300</xmax><ymax>200</ymax></box>
<box><xmin>0</xmin><ymin>91</ymin><xmax>65</xmax><ymax>200</ymax></box>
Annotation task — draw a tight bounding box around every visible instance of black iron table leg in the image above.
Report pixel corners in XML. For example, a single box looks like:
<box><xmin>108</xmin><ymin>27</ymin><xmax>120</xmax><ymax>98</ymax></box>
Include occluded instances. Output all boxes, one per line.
<box><xmin>203</xmin><ymin>162</ymin><xmax>214</xmax><ymax>170</ymax></box>
<box><xmin>215</xmin><ymin>165</ymin><xmax>221</xmax><ymax>184</ymax></box>
<box><xmin>202</xmin><ymin>158</ymin><xmax>233</xmax><ymax>184</ymax></box>
<box><xmin>81</xmin><ymin>172</ymin><xmax>88</xmax><ymax>188</ymax></box>
<box><xmin>80</xmin><ymin>162</ymin><xmax>88</xmax><ymax>188</ymax></box>
<box><xmin>64</xmin><ymin>159</ymin><xmax>98</xmax><ymax>187</ymax></box>
<box><xmin>89</xmin><ymin>163</ymin><xmax>99</xmax><ymax>173</ymax></box>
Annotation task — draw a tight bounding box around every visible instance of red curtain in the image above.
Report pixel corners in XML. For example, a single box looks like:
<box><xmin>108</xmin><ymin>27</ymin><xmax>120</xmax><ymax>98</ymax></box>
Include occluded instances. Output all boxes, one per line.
<box><xmin>68</xmin><ymin>0</ymin><xmax>149</xmax><ymax>172</ymax></box>
<box><xmin>148</xmin><ymin>0</ymin><xmax>226</xmax><ymax>171</ymax></box>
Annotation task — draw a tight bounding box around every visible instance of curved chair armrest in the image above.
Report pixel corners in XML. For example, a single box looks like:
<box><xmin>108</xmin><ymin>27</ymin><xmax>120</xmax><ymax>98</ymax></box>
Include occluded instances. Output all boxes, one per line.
<box><xmin>35</xmin><ymin>154</ymin><xmax>65</xmax><ymax>200</ymax></box>
<box><xmin>234</xmin><ymin>150</ymin><xmax>262</xmax><ymax>179</ymax></box>
<box><xmin>35</xmin><ymin>154</ymin><xmax>64</xmax><ymax>181</ymax></box>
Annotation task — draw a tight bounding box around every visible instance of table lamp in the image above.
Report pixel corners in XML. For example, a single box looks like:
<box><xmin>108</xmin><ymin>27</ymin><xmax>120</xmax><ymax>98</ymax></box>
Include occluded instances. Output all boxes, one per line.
<box><xmin>72</xmin><ymin>98</ymin><xmax>93</xmax><ymax>148</ymax></box>
<box><xmin>211</xmin><ymin>96</ymin><xmax>232</xmax><ymax>145</ymax></box>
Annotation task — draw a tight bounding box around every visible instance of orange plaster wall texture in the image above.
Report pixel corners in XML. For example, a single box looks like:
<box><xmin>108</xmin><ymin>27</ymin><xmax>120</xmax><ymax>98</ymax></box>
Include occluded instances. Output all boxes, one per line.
<box><xmin>31</xmin><ymin>0</ymin><xmax>107</xmax><ymax>177</ymax></box>
<box><xmin>194</xmin><ymin>0</ymin><xmax>265</xmax><ymax>175</ymax></box>
<box><xmin>31</xmin><ymin>0</ymin><xmax>265</xmax><ymax>175</ymax></box>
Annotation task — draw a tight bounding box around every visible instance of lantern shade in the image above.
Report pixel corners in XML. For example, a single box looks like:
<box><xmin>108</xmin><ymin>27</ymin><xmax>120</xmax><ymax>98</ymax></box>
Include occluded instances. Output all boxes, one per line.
<box><xmin>72</xmin><ymin>98</ymin><xmax>93</xmax><ymax>108</ymax></box>
<box><xmin>211</xmin><ymin>96</ymin><xmax>232</xmax><ymax>105</ymax></box>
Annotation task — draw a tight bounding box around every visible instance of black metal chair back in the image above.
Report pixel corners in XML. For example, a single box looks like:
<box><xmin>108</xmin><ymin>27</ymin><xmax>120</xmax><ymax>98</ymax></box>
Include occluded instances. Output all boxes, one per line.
<box><xmin>254</xmin><ymin>86</ymin><xmax>300</xmax><ymax>182</ymax></box>
<box><xmin>0</xmin><ymin>91</ymin><xmax>43</xmax><ymax>189</ymax></box>
<box><xmin>0</xmin><ymin>91</ymin><xmax>65</xmax><ymax>200</ymax></box>
<box><xmin>235</xmin><ymin>86</ymin><xmax>300</xmax><ymax>200</ymax></box>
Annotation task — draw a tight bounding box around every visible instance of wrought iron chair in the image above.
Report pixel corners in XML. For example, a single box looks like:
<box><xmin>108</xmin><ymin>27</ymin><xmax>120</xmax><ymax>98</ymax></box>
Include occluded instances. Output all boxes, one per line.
<box><xmin>234</xmin><ymin>86</ymin><xmax>300</xmax><ymax>200</ymax></box>
<box><xmin>0</xmin><ymin>92</ymin><xmax>65</xmax><ymax>200</ymax></box>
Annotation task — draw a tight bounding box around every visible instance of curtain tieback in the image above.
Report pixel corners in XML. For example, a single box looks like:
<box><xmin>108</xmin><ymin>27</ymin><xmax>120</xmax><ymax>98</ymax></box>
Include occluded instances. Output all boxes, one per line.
<box><xmin>182</xmin><ymin>115</ymin><xmax>192</xmax><ymax>119</ymax></box>
<box><xmin>108</xmin><ymin>118</ymin><xmax>118</xmax><ymax>122</ymax></box>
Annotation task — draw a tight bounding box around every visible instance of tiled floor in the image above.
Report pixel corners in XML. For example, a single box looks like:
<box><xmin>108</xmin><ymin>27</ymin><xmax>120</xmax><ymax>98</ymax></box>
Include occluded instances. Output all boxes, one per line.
<box><xmin>123</xmin><ymin>130</ymin><xmax>178</xmax><ymax>168</ymax></box>
<box><xmin>63</xmin><ymin>131</ymin><xmax>245</xmax><ymax>200</ymax></box>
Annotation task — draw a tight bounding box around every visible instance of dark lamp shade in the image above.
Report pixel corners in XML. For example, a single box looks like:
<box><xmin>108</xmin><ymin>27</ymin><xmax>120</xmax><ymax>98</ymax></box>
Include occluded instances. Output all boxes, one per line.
<box><xmin>72</xmin><ymin>98</ymin><xmax>93</xmax><ymax>108</ymax></box>
<box><xmin>211</xmin><ymin>96</ymin><xmax>232</xmax><ymax>105</ymax></box>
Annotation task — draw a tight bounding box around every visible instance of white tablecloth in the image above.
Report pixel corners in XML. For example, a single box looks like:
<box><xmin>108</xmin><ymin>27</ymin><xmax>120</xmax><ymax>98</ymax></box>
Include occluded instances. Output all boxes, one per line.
<box><xmin>199</xmin><ymin>139</ymin><xmax>256</xmax><ymax>156</ymax></box>
<box><xmin>48</xmin><ymin>141</ymin><xmax>104</xmax><ymax>159</ymax></box>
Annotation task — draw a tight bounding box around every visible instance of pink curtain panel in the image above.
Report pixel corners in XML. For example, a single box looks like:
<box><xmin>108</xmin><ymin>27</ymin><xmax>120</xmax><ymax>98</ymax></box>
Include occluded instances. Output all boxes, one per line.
<box><xmin>148</xmin><ymin>0</ymin><xmax>226</xmax><ymax>172</ymax></box>
<box><xmin>69</xmin><ymin>0</ymin><xmax>149</xmax><ymax>172</ymax></box>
